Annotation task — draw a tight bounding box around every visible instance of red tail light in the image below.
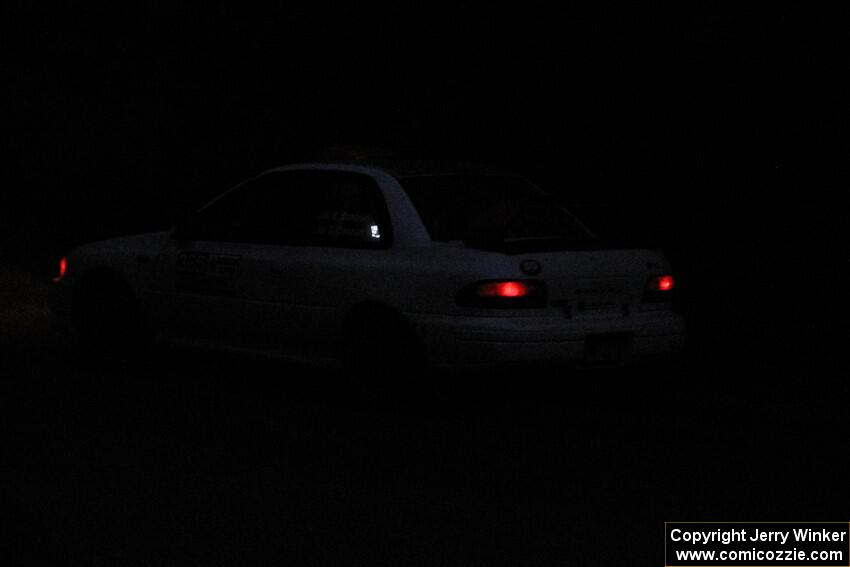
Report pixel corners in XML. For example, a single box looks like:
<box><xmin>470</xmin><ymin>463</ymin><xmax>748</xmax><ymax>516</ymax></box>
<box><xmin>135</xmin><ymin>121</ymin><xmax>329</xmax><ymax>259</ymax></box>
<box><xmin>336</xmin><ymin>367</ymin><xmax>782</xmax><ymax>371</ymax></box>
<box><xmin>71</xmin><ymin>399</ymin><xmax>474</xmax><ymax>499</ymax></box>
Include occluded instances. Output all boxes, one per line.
<box><xmin>643</xmin><ymin>274</ymin><xmax>674</xmax><ymax>302</ymax></box>
<box><xmin>58</xmin><ymin>256</ymin><xmax>67</xmax><ymax>279</ymax></box>
<box><xmin>647</xmin><ymin>275</ymin><xmax>674</xmax><ymax>292</ymax></box>
<box><xmin>477</xmin><ymin>281</ymin><xmax>530</xmax><ymax>298</ymax></box>
<box><xmin>457</xmin><ymin>280</ymin><xmax>546</xmax><ymax>308</ymax></box>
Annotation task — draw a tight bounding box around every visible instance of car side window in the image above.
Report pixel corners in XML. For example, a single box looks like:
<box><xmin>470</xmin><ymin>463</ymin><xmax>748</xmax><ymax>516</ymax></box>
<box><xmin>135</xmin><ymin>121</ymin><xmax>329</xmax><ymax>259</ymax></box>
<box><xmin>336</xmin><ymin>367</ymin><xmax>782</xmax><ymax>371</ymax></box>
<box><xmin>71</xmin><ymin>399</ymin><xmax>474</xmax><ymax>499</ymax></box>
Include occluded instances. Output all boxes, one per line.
<box><xmin>229</xmin><ymin>171</ymin><xmax>392</xmax><ymax>248</ymax></box>
<box><xmin>310</xmin><ymin>174</ymin><xmax>392</xmax><ymax>248</ymax></box>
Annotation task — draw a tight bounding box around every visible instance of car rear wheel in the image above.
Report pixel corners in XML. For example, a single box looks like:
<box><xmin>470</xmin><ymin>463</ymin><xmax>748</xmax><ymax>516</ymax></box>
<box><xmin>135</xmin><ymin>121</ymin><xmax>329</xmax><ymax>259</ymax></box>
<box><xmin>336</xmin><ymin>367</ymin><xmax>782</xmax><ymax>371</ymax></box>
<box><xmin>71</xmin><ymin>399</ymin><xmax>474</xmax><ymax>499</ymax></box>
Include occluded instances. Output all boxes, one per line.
<box><xmin>341</xmin><ymin>305</ymin><xmax>429</xmax><ymax>400</ymax></box>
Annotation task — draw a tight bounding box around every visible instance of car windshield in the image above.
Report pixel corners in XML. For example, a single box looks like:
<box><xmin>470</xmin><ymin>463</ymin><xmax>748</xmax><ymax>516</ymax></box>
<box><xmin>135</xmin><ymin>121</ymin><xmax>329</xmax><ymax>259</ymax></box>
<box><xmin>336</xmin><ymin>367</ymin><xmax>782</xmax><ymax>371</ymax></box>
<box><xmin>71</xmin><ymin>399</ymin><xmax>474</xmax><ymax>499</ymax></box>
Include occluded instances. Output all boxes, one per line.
<box><xmin>400</xmin><ymin>174</ymin><xmax>597</xmax><ymax>252</ymax></box>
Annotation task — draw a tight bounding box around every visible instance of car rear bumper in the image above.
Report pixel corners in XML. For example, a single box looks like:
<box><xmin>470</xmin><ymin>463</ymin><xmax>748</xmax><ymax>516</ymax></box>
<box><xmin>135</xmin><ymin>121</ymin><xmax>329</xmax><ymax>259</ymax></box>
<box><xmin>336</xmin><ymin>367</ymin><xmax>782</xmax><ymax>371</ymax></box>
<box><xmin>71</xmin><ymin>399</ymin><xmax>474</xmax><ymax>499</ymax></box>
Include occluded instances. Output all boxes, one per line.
<box><xmin>408</xmin><ymin>310</ymin><xmax>685</xmax><ymax>368</ymax></box>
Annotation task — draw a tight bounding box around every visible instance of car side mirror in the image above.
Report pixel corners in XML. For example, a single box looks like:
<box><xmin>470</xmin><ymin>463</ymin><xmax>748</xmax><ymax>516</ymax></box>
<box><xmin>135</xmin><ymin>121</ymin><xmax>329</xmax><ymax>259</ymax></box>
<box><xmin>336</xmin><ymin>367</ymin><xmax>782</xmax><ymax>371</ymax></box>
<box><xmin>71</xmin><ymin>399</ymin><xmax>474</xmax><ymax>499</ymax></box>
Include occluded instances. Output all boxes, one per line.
<box><xmin>172</xmin><ymin>209</ymin><xmax>201</xmax><ymax>241</ymax></box>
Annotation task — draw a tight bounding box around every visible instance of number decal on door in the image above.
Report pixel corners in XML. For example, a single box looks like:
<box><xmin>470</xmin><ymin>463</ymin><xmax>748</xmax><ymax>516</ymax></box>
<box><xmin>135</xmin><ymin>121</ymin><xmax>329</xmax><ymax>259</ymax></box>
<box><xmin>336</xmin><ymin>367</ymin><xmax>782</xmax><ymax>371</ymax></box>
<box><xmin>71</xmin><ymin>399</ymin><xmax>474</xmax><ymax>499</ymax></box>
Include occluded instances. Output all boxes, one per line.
<box><xmin>176</xmin><ymin>251</ymin><xmax>209</xmax><ymax>275</ymax></box>
<box><xmin>176</xmin><ymin>252</ymin><xmax>241</xmax><ymax>295</ymax></box>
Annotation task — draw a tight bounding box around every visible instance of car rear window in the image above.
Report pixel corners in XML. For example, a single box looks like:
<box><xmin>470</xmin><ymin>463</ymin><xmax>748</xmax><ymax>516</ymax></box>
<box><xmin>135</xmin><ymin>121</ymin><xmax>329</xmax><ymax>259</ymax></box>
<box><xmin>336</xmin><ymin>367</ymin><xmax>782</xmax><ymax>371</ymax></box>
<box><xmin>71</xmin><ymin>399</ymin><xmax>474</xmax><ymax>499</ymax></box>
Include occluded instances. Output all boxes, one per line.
<box><xmin>400</xmin><ymin>174</ymin><xmax>597</xmax><ymax>251</ymax></box>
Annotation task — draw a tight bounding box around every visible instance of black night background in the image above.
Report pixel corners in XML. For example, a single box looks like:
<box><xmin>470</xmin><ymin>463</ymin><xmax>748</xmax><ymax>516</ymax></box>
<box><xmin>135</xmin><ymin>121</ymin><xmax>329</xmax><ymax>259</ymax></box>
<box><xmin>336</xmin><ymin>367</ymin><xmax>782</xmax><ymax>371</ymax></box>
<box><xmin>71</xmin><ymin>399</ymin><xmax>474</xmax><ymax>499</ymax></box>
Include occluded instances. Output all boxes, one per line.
<box><xmin>2</xmin><ymin>3</ymin><xmax>848</xmax><ymax>565</ymax></box>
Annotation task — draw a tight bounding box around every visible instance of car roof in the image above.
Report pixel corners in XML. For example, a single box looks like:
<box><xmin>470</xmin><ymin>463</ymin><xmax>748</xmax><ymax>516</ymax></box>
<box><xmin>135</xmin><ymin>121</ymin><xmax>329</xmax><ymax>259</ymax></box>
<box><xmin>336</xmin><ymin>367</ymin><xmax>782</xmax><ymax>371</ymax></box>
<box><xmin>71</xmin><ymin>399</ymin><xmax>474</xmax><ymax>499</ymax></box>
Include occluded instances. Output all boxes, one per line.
<box><xmin>270</xmin><ymin>159</ymin><xmax>522</xmax><ymax>179</ymax></box>
<box><xmin>358</xmin><ymin>159</ymin><xmax>520</xmax><ymax>179</ymax></box>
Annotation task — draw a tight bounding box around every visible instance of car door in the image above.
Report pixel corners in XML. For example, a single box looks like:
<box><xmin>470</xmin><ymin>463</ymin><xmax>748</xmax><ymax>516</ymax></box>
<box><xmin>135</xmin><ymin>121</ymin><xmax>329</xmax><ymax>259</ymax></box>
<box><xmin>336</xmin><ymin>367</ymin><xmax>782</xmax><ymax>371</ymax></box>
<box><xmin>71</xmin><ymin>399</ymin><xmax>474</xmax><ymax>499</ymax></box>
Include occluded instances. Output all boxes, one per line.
<box><xmin>148</xmin><ymin>179</ymin><xmax>254</xmax><ymax>347</ymax></box>
<box><xmin>148</xmin><ymin>169</ymin><xmax>393</xmax><ymax>355</ymax></box>
<box><xmin>220</xmin><ymin>170</ymin><xmax>321</xmax><ymax>352</ymax></box>
<box><xmin>233</xmin><ymin>170</ymin><xmax>393</xmax><ymax>357</ymax></box>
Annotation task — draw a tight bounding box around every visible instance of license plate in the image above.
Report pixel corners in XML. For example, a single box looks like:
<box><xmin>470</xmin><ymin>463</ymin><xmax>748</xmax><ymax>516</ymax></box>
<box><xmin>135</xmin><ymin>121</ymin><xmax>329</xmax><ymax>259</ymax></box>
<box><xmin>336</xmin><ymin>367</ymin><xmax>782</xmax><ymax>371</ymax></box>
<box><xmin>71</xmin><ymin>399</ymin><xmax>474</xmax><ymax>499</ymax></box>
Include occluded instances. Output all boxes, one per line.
<box><xmin>583</xmin><ymin>333</ymin><xmax>632</xmax><ymax>366</ymax></box>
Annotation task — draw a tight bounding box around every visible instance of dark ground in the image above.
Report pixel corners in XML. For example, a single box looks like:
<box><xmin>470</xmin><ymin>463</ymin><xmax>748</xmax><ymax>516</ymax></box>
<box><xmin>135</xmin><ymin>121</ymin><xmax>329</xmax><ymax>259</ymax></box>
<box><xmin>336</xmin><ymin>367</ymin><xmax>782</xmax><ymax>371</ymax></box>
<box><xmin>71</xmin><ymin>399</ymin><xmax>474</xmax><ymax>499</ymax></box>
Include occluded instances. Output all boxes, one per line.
<box><xmin>1</xmin><ymin>306</ymin><xmax>847</xmax><ymax>564</ymax></box>
<box><xmin>3</xmin><ymin>3</ymin><xmax>849</xmax><ymax>564</ymax></box>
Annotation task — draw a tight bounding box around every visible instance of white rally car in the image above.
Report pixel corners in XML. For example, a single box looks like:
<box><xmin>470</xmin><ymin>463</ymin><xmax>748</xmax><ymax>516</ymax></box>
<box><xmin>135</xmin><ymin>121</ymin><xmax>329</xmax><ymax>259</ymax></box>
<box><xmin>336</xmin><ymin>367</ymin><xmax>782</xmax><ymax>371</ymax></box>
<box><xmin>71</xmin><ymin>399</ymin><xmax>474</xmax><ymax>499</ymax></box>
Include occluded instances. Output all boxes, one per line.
<box><xmin>49</xmin><ymin>161</ymin><xmax>685</xmax><ymax>369</ymax></box>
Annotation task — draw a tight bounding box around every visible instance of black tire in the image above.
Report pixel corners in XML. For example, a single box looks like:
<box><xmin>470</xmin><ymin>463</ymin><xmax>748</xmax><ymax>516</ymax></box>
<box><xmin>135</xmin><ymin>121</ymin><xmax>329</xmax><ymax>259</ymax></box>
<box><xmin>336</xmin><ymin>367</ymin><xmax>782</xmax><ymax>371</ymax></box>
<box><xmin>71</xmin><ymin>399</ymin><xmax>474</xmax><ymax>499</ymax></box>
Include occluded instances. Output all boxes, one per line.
<box><xmin>68</xmin><ymin>271</ymin><xmax>151</xmax><ymax>366</ymax></box>
<box><xmin>340</xmin><ymin>305</ymin><xmax>429</xmax><ymax>400</ymax></box>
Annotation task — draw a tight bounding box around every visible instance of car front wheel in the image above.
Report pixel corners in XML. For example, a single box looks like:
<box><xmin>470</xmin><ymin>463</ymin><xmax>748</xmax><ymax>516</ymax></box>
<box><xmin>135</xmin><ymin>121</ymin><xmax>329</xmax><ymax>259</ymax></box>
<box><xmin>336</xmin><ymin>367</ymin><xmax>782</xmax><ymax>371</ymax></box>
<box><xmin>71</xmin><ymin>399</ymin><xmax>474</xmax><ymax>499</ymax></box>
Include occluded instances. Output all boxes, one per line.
<box><xmin>68</xmin><ymin>270</ymin><xmax>150</xmax><ymax>364</ymax></box>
